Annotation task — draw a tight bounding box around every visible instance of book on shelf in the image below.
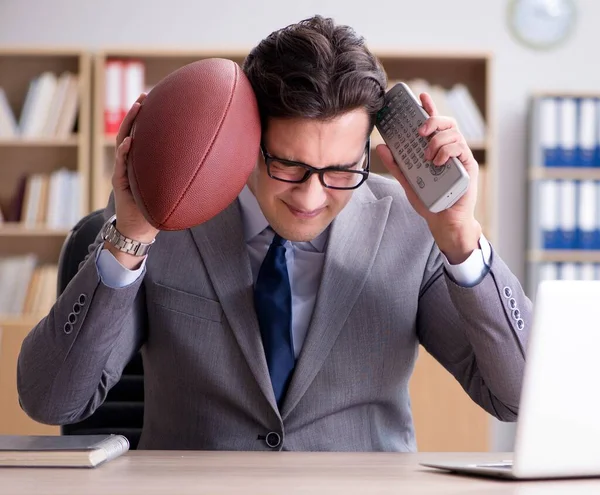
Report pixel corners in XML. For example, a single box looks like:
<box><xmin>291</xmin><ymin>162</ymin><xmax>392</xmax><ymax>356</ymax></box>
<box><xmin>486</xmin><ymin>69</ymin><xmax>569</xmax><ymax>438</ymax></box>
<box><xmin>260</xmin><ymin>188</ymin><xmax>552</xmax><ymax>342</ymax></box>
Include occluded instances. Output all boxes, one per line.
<box><xmin>0</xmin><ymin>255</ymin><xmax>57</xmax><ymax>316</ymax></box>
<box><xmin>2</xmin><ymin>168</ymin><xmax>81</xmax><ymax>229</ymax></box>
<box><xmin>531</xmin><ymin>95</ymin><xmax>600</xmax><ymax>168</ymax></box>
<box><xmin>104</xmin><ymin>58</ymin><xmax>148</xmax><ymax>135</ymax></box>
<box><xmin>0</xmin><ymin>71</ymin><xmax>80</xmax><ymax>139</ymax></box>
<box><xmin>0</xmin><ymin>434</ymin><xmax>129</xmax><ymax>468</ymax></box>
<box><xmin>0</xmin><ymin>88</ymin><xmax>18</xmax><ymax>138</ymax></box>
<box><xmin>532</xmin><ymin>178</ymin><xmax>600</xmax><ymax>251</ymax></box>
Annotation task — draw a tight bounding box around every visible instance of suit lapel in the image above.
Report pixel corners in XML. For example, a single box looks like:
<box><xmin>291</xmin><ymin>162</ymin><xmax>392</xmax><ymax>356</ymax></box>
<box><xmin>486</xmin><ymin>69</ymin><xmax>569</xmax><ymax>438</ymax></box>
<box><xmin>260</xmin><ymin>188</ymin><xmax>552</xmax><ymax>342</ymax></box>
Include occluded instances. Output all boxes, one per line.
<box><xmin>281</xmin><ymin>187</ymin><xmax>392</xmax><ymax>419</ymax></box>
<box><xmin>189</xmin><ymin>200</ymin><xmax>279</xmax><ymax>414</ymax></box>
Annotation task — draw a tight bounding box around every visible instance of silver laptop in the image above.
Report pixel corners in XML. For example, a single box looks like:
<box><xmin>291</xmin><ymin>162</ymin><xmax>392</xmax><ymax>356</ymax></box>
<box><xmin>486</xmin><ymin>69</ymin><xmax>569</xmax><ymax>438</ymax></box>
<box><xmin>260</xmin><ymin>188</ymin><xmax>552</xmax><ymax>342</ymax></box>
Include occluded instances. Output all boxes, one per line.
<box><xmin>421</xmin><ymin>279</ymin><xmax>600</xmax><ymax>480</ymax></box>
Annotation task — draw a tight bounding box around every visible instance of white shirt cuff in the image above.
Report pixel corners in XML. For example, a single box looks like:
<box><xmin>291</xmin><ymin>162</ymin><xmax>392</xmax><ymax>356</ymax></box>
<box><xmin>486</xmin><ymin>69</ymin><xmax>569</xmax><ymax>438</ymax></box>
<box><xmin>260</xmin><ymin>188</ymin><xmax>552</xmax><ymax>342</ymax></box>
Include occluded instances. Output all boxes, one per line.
<box><xmin>441</xmin><ymin>234</ymin><xmax>491</xmax><ymax>287</ymax></box>
<box><xmin>96</xmin><ymin>247</ymin><xmax>146</xmax><ymax>288</ymax></box>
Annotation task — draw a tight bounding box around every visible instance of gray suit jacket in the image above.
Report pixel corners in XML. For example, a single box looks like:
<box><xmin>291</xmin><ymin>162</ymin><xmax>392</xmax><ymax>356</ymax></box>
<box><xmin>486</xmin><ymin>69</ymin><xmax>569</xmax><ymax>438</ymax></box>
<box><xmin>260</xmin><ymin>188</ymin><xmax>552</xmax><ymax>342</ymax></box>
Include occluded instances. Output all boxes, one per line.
<box><xmin>17</xmin><ymin>174</ymin><xmax>531</xmax><ymax>451</ymax></box>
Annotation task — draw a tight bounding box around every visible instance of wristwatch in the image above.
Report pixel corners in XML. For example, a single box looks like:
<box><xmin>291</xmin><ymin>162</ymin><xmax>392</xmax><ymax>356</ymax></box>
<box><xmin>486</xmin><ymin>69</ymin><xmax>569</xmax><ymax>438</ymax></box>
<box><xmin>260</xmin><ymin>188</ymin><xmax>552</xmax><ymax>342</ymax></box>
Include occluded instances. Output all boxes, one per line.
<box><xmin>101</xmin><ymin>214</ymin><xmax>155</xmax><ymax>257</ymax></box>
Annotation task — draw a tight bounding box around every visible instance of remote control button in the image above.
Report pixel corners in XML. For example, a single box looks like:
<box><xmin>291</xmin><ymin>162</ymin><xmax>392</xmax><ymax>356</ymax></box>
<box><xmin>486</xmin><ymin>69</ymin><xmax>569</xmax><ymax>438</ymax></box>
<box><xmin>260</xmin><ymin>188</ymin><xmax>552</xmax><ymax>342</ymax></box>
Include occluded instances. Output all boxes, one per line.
<box><xmin>417</xmin><ymin>177</ymin><xmax>425</xmax><ymax>188</ymax></box>
<box><xmin>430</xmin><ymin>164</ymin><xmax>446</xmax><ymax>176</ymax></box>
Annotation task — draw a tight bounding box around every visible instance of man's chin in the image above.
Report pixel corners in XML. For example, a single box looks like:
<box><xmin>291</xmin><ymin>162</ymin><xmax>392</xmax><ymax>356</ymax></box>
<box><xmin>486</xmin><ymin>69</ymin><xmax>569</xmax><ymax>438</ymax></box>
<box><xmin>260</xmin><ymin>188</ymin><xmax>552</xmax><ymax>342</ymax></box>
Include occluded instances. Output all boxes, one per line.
<box><xmin>275</xmin><ymin>221</ymin><xmax>329</xmax><ymax>243</ymax></box>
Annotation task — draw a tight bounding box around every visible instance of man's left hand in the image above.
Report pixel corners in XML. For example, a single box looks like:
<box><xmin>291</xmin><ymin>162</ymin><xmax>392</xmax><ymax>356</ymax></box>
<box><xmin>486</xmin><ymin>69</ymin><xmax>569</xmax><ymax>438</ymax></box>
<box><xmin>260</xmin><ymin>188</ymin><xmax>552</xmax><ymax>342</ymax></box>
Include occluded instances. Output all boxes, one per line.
<box><xmin>376</xmin><ymin>91</ymin><xmax>482</xmax><ymax>264</ymax></box>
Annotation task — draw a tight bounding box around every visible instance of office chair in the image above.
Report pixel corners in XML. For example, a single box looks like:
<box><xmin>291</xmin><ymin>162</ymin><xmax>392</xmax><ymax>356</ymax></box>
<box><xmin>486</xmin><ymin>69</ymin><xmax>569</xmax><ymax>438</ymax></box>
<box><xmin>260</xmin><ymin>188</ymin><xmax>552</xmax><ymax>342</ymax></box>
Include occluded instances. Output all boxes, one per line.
<box><xmin>56</xmin><ymin>209</ymin><xmax>145</xmax><ymax>449</ymax></box>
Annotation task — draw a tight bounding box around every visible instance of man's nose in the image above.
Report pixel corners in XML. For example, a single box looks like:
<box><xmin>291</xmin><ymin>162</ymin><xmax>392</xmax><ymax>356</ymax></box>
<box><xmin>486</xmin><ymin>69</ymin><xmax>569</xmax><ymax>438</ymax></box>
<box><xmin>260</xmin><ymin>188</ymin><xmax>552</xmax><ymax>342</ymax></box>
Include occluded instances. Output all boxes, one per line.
<box><xmin>294</xmin><ymin>173</ymin><xmax>327</xmax><ymax>209</ymax></box>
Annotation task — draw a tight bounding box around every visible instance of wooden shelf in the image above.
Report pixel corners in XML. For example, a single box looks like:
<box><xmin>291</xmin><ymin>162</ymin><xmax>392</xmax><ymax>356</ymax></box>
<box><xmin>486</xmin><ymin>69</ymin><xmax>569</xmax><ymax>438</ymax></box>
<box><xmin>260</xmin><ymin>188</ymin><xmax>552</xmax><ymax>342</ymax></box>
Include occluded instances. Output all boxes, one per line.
<box><xmin>0</xmin><ymin>224</ymin><xmax>70</xmax><ymax>236</ymax></box>
<box><xmin>0</xmin><ymin>49</ymin><xmax>91</xmax><ymax>438</ymax></box>
<box><xmin>0</xmin><ymin>49</ymin><xmax>91</xmax><ymax>215</ymax></box>
<box><xmin>529</xmin><ymin>167</ymin><xmax>600</xmax><ymax>180</ymax></box>
<box><xmin>531</xmin><ymin>90</ymin><xmax>600</xmax><ymax>99</ymax></box>
<box><xmin>0</xmin><ymin>136</ymin><xmax>79</xmax><ymax>147</ymax></box>
<box><xmin>528</xmin><ymin>250</ymin><xmax>600</xmax><ymax>263</ymax></box>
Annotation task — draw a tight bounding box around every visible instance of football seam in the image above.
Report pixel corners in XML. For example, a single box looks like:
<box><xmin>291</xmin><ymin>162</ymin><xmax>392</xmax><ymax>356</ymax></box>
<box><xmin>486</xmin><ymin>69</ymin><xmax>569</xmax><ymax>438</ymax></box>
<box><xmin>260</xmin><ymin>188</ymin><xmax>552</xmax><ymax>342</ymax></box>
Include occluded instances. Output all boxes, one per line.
<box><xmin>128</xmin><ymin>101</ymin><xmax>158</xmax><ymax>228</ymax></box>
<box><xmin>162</xmin><ymin>62</ymin><xmax>240</xmax><ymax>228</ymax></box>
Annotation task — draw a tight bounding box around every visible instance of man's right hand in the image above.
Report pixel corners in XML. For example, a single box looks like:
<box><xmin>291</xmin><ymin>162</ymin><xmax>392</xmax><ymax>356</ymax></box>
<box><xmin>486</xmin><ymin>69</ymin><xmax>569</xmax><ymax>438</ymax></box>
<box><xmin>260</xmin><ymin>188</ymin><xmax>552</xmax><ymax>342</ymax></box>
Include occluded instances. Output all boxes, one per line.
<box><xmin>105</xmin><ymin>93</ymin><xmax>160</xmax><ymax>270</ymax></box>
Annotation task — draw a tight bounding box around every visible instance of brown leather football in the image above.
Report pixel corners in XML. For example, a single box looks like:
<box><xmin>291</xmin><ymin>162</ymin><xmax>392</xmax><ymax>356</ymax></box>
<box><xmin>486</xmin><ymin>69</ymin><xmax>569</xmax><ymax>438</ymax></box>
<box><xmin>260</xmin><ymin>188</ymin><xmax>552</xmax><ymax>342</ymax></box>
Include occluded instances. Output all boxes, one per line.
<box><xmin>127</xmin><ymin>58</ymin><xmax>261</xmax><ymax>230</ymax></box>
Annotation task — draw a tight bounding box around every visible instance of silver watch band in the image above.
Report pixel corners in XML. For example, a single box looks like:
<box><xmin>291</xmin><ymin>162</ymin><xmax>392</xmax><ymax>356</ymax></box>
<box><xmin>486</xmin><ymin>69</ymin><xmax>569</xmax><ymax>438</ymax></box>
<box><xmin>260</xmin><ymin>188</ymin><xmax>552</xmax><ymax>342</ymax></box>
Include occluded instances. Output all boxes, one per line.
<box><xmin>101</xmin><ymin>214</ymin><xmax>155</xmax><ymax>257</ymax></box>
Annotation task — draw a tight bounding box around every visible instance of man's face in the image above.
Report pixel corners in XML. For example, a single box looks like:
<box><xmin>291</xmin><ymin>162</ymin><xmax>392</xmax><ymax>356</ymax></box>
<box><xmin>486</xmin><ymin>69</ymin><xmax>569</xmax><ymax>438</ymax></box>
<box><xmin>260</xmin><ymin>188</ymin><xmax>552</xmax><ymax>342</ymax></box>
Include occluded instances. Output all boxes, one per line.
<box><xmin>247</xmin><ymin>109</ymin><xmax>370</xmax><ymax>242</ymax></box>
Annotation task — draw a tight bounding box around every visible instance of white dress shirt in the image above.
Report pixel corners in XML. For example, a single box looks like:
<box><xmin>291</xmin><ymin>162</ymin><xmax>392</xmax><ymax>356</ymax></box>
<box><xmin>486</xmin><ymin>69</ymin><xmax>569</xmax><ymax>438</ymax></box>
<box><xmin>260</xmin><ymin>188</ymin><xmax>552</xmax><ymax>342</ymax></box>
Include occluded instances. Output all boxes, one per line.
<box><xmin>97</xmin><ymin>185</ymin><xmax>492</xmax><ymax>357</ymax></box>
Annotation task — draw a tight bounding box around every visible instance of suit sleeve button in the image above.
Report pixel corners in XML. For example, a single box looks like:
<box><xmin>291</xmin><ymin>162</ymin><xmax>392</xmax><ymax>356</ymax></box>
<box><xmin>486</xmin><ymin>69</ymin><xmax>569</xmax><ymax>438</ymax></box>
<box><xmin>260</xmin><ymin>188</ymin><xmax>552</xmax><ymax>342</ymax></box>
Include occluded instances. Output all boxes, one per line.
<box><xmin>78</xmin><ymin>293</ymin><xmax>87</xmax><ymax>305</ymax></box>
<box><xmin>503</xmin><ymin>287</ymin><xmax>512</xmax><ymax>298</ymax></box>
<box><xmin>64</xmin><ymin>322</ymin><xmax>73</xmax><ymax>334</ymax></box>
<box><xmin>516</xmin><ymin>318</ymin><xmax>524</xmax><ymax>330</ymax></box>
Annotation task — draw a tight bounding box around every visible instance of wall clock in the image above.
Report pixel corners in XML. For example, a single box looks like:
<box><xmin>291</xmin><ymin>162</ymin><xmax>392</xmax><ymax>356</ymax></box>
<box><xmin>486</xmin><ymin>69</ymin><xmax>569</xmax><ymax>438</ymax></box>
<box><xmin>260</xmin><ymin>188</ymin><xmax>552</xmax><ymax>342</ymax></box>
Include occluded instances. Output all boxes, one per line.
<box><xmin>507</xmin><ymin>0</ymin><xmax>577</xmax><ymax>50</ymax></box>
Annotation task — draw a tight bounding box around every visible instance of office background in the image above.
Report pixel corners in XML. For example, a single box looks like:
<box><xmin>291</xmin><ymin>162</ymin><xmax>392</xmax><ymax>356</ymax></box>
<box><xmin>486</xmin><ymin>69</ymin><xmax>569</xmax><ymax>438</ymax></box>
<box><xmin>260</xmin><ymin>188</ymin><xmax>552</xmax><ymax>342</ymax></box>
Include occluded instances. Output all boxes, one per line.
<box><xmin>0</xmin><ymin>0</ymin><xmax>595</xmax><ymax>451</ymax></box>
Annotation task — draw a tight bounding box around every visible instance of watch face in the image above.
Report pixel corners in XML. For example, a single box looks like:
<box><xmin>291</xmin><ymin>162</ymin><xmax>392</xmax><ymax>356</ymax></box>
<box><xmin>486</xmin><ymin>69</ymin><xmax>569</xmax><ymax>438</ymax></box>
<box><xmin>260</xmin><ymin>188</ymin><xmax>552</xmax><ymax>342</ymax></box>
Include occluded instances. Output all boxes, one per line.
<box><xmin>508</xmin><ymin>0</ymin><xmax>576</xmax><ymax>49</ymax></box>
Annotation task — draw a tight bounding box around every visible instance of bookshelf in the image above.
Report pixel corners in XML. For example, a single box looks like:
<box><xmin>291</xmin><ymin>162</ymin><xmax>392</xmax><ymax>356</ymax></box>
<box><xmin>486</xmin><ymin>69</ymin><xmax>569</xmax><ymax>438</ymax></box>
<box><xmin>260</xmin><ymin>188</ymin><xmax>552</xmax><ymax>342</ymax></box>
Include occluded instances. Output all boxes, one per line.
<box><xmin>0</xmin><ymin>48</ymin><xmax>91</xmax><ymax>324</ymax></box>
<box><xmin>91</xmin><ymin>49</ymin><xmax>495</xmax><ymax>452</ymax></box>
<box><xmin>0</xmin><ymin>48</ymin><xmax>90</xmax><ymax>436</ymax></box>
<box><xmin>526</xmin><ymin>92</ymin><xmax>600</xmax><ymax>297</ymax></box>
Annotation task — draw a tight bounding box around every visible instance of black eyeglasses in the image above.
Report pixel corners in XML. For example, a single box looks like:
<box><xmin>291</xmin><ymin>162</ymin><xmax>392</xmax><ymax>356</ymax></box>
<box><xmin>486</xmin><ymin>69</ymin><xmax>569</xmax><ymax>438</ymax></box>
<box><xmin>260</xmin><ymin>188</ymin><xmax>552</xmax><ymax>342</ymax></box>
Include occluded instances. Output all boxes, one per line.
<box><xmin>260</xmin><ymin>139</ymin><xmax>370</xmax><ymax>190</ymax></box>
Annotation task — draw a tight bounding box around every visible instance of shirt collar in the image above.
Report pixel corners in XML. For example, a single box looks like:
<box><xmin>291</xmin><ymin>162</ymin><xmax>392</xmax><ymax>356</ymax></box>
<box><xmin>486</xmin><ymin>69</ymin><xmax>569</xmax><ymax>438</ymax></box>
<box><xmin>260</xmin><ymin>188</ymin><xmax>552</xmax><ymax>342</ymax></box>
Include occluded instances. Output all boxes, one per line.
<box><xmin>238</xmin><ymin>185</ymin><xmax>268</xmax><ymax>242</ymax></box>
<box><xmin>237</xmin><ymin>185</ymin><xmax>329</xmax><ymax>252</ymax></box>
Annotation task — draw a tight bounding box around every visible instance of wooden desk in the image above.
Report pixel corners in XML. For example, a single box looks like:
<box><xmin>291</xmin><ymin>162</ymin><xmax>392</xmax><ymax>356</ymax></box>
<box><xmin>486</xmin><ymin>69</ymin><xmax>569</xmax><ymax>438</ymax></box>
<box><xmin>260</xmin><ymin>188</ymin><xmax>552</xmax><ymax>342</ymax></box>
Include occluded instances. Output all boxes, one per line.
<box><xmin>3</xmin><ymin>451</ymin><xmax>600</xmax><ymax>494</ymax></box>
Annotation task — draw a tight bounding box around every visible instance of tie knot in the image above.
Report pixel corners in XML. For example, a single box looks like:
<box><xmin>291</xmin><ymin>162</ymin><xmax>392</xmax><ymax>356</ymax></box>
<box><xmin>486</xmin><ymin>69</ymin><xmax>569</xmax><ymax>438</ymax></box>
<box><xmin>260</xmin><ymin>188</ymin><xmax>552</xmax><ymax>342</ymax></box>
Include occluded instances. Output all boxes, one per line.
<box><xmin>272</xmin><ymin>233</ymin><xmax>287</xmax><ymax>247</ymax></box>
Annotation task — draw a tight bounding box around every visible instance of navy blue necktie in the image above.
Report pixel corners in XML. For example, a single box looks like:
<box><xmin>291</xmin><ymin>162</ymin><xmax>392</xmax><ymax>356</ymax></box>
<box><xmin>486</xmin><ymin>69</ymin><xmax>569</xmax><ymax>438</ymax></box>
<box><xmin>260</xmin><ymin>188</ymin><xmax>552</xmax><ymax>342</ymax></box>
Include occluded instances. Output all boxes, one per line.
<box><xmin>254</xmin><ymin>232</ymin><xmax>295</xmax><ymax>407</ymax></box>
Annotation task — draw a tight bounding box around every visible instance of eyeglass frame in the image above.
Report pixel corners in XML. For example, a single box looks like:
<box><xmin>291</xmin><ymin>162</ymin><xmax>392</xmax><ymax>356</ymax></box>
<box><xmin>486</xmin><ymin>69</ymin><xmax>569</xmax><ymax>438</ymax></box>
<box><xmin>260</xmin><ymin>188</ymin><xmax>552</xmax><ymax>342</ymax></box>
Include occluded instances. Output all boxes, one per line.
<box><xmin>260</xmin><ymin>139</ymin><xmax>371</xmax><ymax>190</ymax></box>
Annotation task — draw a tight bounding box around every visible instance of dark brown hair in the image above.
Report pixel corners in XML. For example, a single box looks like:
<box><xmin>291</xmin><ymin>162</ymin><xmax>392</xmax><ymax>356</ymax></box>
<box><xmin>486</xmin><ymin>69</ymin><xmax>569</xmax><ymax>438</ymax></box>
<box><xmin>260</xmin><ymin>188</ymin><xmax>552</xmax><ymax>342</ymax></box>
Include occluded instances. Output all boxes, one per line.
<box><xmin>242</xmin><ymin>15</ymin><xmax>387</xmax><ymax>133</ymax></box>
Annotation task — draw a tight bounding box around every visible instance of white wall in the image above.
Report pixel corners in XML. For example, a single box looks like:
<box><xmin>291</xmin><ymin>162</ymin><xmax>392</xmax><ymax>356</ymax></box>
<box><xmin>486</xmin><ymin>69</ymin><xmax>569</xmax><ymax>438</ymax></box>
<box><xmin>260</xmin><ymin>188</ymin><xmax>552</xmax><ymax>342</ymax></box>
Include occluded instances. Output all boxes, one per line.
<box><xmin>2</xmin><ymin>0</ymin><xmax>598</xmax><ymax>450</ymax></box>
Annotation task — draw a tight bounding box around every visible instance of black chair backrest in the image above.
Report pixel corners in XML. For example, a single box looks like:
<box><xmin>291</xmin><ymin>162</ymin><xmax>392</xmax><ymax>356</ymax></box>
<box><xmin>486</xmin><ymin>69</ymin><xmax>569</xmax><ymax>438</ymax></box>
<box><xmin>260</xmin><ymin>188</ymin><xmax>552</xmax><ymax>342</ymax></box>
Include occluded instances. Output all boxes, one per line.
<box><xmin>57</xmin><ymin>209</ymin><xmax>144</xmax><ymax>449</ymax></box>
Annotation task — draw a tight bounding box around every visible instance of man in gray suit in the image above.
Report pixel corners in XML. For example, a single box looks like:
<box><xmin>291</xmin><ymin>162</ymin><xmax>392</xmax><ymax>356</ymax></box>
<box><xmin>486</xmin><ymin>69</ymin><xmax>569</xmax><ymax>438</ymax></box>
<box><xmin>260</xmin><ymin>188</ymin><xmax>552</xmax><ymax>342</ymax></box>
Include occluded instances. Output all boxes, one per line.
<box><xmin>17</xmin><ymin>15</ymin><xmax>530</xmax><ymax>452</ymax></box>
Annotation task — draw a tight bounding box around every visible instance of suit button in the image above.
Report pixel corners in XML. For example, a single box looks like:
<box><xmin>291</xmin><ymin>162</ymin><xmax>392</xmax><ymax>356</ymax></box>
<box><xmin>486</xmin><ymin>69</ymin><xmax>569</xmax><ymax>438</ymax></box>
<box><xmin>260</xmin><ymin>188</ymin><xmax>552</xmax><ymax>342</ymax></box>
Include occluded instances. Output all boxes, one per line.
<box><xmin>512</xmin><ymin>309</ymin><xmax>521</xmax><ymax>320</ymax></box>
<box><xmin>508</xmin><ymin>298</ymin><xmax>517</xmax><ymax>310</ymax></box>
<box><xmin>73</xmin><ymin>303</ymin><xmax>81</xmax><ymax>314</ymax></box>
<box><xmin>516</xmin><ymin>318</ymin><xmax>524</xmax><ymax>330</ymax></box>
<box><xmin>265</xmin><ymin>432</ymin><xmax>281</xmax><ymax>449</ymax></box>
<box><xmin>68</xmin><ymin>312</ymin><xmax>77</xmax><ymax>324</ymax></box>
<box><xmin>64</xmin><ymin>322</ymin><xmax>73</xmax><ymax>334</ymax></box>
<box><xmin>503</xmin><ymin>287</ymin><xmax>512</xmax><ymax>298</ymax></box>
<box><xmin>78</xmin><ymin>293</ymin><xmax>87</xmax><ymax>305</ymax></box>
